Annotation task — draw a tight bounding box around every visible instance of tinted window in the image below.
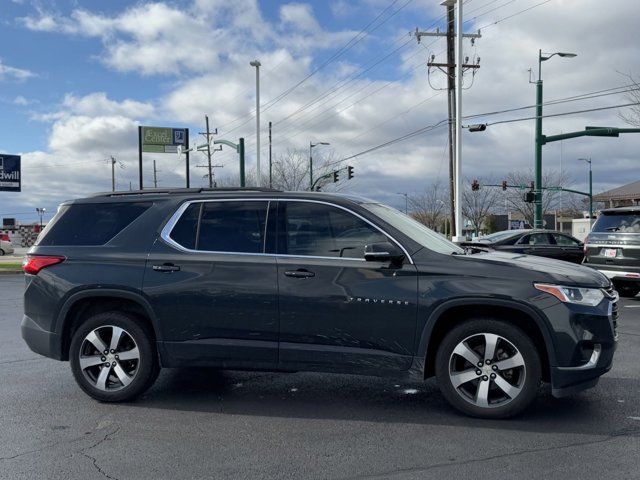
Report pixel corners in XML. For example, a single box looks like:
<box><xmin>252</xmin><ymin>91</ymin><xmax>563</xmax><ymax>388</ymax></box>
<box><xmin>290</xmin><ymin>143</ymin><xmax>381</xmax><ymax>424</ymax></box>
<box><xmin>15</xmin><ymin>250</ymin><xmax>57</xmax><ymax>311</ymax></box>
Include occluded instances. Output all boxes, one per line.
<box><xmin>553</xmin><ymin>233</ymin><xmax>580</xmax><ymax>246</ymax></box>
<box><xmin>282</xmin><ymin>202</ymin><xmax>388</xmax><ymax>258</ymax></box>
<box><xmin>592</xmin><ymin>213</ymin><xmax>640</xmax><ymax>233</ymax></box>
<box><xmin>37</xmin><ymin>202</ymin><xmax>151</xmax><ymax>246</ymax></box>
<box><xmin>520</xmin><ymin>233</ymin><xmax>551</xmax><ymax>245</ymax></box>
<box><xmin>170</xmin><ymin>203</ymin><xmax>201</xmax><ymax>250</ymax></box>
<box><xmin>198</xmin><ymin>201</ymin><xmax>267</xmax><ymax>253</ymax></box>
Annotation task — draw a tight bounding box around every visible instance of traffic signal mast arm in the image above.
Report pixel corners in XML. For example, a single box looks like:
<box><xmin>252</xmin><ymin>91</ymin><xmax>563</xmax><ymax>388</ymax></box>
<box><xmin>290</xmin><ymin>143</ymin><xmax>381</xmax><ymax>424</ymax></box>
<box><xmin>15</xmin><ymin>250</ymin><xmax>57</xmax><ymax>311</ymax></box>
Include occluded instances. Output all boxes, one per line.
<box><xmin>541</xmin><ymin>126</ymin><xmax>640</xmax><ymax>145</ymax></box>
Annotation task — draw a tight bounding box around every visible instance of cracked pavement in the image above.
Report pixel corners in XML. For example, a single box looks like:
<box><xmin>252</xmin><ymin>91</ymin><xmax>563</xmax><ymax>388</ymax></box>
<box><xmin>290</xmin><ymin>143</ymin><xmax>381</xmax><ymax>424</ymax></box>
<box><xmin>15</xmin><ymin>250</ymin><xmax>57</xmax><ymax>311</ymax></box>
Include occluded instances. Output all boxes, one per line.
<box><xmin>1</xmin><ymin>273</ymin><xmax>639</xmax><ymax>479</ymax></box>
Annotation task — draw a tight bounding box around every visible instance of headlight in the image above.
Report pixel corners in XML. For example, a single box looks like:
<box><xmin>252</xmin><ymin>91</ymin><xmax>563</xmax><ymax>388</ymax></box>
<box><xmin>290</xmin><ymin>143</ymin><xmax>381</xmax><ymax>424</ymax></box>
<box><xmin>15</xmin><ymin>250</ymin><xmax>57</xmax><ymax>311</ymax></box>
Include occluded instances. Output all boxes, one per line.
<box><xmin>534</xmin><ymin>283</ymin><xmax>605</xmax><ymax>306</ymax></box>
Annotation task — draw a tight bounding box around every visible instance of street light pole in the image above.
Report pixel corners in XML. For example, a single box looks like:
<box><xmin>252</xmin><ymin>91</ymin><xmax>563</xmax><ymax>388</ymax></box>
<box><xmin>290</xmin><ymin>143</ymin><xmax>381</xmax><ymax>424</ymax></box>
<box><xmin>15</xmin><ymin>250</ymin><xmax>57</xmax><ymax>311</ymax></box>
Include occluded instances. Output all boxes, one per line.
<box><xmin>309</xmin><ymin>141</ymin><xmax>330</xmax><ymax>190</ymax></box>
<box><xmin>36</xmin><ymin>208</ymin><xmax>46</xmax><ymax>230</ymax></box>
<box><xmin>578</xmin><ymin>157</ymin><xmax>593</xmax><ymax>222</ymax></box>
<box><xmin>396</xmin><ymin>192</ymin><xmax>408</xmax><ymax>214</ymax></box>
<box><xmin>250</xmin><ymin>60</ymin><xmax>261</xmax><ymax>187</ymax></box>
<box><xmin>534</xmin><ymin>50</ymin><xmax>576</xmax><ymax>228</ymax></box>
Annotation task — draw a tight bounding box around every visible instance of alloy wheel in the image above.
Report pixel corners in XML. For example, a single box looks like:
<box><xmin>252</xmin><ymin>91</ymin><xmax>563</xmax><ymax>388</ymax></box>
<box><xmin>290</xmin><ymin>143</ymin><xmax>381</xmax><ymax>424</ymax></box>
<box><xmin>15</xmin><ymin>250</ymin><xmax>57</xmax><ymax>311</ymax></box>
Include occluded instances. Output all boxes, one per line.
<box><xmin>78</xmin><ymin>325</ymin><xmax>140</xmax><ymax>391</ymax></box>
<box><xmin>448</xmin><ymin>333</ymin><xmax>526</xmax><ymax>408</ymax></box>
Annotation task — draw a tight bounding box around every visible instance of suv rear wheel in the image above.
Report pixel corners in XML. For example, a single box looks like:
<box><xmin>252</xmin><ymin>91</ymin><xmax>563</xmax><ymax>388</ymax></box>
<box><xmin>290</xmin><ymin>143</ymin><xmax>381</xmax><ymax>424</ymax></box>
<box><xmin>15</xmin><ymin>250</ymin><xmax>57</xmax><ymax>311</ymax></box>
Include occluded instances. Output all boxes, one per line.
<box><xmin>435</xmin><ymin>319</ymin><xmax>541</xmax><ymax>419</ymax></box>
<box><xmin>69</xmin><ymin>311</ymin><xmax>159</xmax><ymax>402</ymax></box>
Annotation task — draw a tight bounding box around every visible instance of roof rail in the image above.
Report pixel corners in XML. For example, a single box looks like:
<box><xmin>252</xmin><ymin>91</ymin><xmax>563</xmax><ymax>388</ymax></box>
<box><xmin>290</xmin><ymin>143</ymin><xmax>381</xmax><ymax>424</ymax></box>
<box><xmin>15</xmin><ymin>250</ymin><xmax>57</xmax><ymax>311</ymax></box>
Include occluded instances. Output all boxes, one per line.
<box><xmin>92</xmin><ymin>187</ymin><xmax>282</xmax><ymax>197</ymax></box>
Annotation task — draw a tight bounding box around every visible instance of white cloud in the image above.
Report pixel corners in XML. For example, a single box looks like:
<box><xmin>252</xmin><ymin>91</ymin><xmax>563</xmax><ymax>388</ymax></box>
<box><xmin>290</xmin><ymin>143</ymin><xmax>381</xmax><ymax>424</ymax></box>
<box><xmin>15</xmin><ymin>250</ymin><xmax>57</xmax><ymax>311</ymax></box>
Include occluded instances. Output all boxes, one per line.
<box><xmin>10</xmin><ymin>0</ymin><xmax>640</xmax><ymax>218</ymax></box>
<box><xmin>0</xmin><ymin>59</ymin><xmax>35</xmax><ymax>81</ymax></box>
<box><xmin>13</xmin><ymin>95</ymin><xmax>31</xmax><ymax>106</ymax></box>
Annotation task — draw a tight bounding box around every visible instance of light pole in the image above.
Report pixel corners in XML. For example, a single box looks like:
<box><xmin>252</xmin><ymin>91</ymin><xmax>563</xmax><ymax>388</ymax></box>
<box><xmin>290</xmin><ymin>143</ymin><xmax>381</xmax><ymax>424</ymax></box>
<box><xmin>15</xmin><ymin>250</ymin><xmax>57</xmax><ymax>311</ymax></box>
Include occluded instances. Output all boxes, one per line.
<box><xmin>250</xmin><ymin>60</ymin><xmax>261</xmax><ymax>186</ymax></box>
<box><xmin>578</xmin><ymin>157</ymin><xmax>593</xmax><ymax>222</ymax></box>
<box><xmin>396</xmin><ymin>192</ymin><xmax>408</xmax><ymax>214</ymax></box>
<box><xmin>534</xmin><ymin>50</ymin><xmax>576</xmax><ymax>228</ymax></box>
<box><xmin>36</xmin><ymin>208</ymin><xmax>46</xmax><ymax>230</ymax></box>
<box><xmin>309</xmin><ymin>141</ymin><xmax>330</xmax><ymax>190</ymax></box>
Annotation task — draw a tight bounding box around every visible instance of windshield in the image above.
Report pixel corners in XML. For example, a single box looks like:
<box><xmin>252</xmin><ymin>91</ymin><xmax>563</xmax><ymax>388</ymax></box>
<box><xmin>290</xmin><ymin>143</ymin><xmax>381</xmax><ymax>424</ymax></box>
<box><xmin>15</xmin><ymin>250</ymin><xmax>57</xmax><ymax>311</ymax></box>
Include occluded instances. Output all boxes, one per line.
<box><xmin>363</xmin><ymin>203</ymin><xmax>465</xmax><ymax>255</ymax></box>
<box><xmin>592</xmin><ymin>213</ymin><xmax>640</xmax><ymax>233</ymax></box>
<box><xmin>477</xmin><ymin>230</ymin><xmax>522</xmax><ymax>243</ymax></box>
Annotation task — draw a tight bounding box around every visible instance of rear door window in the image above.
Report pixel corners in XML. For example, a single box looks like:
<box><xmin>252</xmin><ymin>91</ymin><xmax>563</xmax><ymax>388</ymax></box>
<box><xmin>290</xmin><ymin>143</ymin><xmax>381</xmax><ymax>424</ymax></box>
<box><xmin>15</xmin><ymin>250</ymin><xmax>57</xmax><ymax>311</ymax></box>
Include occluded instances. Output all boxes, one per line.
<box><xmin>168</xmin><ymin>201</ymin><xmax>268</xmax><ymax>254</ymax></box>
<box><xmin>519</xmin><ymin>233</ymin><xmax>553</xmax><ymax>245</ymax></box>
<box><xmin>552</xmin><ymin>233</ymin><xmax>580</xmax><ymax>246</ymax></box>
<box><xmin>37</xmin><ymin>202</ymin><xmax>151</xmax><ymax>246</ymax></box>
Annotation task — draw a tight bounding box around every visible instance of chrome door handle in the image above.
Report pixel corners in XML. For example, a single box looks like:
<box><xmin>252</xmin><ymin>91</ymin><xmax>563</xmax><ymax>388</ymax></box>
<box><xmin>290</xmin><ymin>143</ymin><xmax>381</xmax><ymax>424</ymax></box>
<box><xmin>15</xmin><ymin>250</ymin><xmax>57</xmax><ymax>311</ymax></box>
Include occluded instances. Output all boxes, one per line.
<box><xmin>153</xmin><ymin>263</ymin><xmax>181</xmax><ymax>272</ymax></box>
<box><xmin>284</xmin><ymin>269</ymin><xmax>315</xmax><ymax>278</ymax></box>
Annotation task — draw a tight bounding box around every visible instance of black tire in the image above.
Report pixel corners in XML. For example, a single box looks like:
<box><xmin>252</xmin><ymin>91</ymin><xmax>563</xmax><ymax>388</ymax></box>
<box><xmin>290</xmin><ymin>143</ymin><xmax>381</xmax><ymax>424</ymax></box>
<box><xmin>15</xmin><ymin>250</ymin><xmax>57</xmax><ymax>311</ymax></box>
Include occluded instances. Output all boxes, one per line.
<box><xmin>435</xmin><ymin>319</ymin><xmax>542</xmax><ymax>419</ymax></box>
<box><xmin>69</xmin><ymin>311</ymin><xmax>160</xmax><ymax>402</ymax></box>
<box><xmin>0</xmin><ymin>249</ymin><xmax>4</xmax><ymax>256</ymax></box>
<box><xmin>613</xmin><ymin>282</ymin><xmax>640</xmax><ymax>298</ymax></box>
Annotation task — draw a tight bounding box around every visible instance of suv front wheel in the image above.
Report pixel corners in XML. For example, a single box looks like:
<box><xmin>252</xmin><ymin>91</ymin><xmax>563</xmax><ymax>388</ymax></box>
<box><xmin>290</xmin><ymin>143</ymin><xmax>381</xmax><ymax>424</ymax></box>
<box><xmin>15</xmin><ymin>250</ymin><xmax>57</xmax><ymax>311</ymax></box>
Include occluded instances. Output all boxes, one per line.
<box><xmin>69</xmin><ymin>311</ymin><xmax>159</xmax><ymax>402</ymax></box>
<box><xmin>435</xmin><ymin>319</ymin><xmax>541</xmax><ymax>419</ymax></box>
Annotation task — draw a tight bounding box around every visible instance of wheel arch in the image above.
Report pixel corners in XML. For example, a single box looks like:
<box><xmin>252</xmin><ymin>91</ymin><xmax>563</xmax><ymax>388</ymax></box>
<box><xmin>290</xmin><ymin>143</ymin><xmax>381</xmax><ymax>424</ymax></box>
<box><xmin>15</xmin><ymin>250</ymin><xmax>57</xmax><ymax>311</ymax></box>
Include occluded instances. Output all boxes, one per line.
<box><xmin>56</xmin><ymin>289</ymin><xmax>160</xmax><ymax>361</ymax></box>
<box><xmin>417</xmin><ymin>298</ymin><xmax>556</xmax><ymax>383</ymax></box>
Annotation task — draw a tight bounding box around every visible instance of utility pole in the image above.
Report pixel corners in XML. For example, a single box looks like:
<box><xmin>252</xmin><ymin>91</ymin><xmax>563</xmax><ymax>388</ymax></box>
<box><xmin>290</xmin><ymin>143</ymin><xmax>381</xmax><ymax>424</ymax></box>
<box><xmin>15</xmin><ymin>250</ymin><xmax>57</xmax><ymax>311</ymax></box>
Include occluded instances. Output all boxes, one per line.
<box><xmin>111</xmin><ymin>156</ymin><xmax>116</xmax><ymax>192</ymax></box>
<box><xmin>199</xmin><ymin>115</ymin><xmax>218</xmax><ymax>188</ymax></box>
<box><xmin>415</xmin><ymin>0</ymin><xmax>480</xmax><ymax>241</ymax></box>
<box><xmin>269</xmin><ymin>121</ymin><xmax>273</xmax><ymax>188</ymax></box>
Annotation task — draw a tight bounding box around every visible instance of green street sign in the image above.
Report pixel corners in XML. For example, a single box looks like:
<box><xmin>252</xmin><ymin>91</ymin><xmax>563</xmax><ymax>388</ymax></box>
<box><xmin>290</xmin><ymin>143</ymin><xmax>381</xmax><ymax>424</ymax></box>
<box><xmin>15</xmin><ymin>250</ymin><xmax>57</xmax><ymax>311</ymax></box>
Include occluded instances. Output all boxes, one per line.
<box><xmin>141</xmin><ymin>126</ymin><xmax>186</xmax><ymax>153</ymax></box>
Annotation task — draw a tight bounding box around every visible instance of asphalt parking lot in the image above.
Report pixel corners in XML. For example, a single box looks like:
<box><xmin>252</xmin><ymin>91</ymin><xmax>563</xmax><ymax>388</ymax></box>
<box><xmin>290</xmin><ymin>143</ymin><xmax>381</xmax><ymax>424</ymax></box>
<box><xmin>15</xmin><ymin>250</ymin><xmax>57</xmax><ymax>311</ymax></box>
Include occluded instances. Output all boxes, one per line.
<box><xmin>1</xmin><ymin>273</ymin><xmax>639</xmax><ymax>480</ymax></box>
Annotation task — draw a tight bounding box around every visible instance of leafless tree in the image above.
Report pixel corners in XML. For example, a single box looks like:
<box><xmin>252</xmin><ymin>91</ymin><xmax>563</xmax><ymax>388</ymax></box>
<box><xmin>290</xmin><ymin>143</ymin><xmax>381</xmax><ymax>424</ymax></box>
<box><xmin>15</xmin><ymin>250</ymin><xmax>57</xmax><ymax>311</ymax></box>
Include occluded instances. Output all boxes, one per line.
<box><xmin>503</xmin><ymin>169</ymin><xmax>578</xmax><ymax>226</ymax></box>
<box><xmin>271</xmin><ymin>148</ymin><xmax>343</xmax><ymax>191</ymax></box>
<box><xmin>462</xmin><ymin>177</ymin><xmax>500</xmax><ymax>234</ymax></box>
<box><xmin>408</xmin><ymin>181</ymin><xmax>448</xmax><ymax>230</ymax></box>
<box><xmin>214</xmin><ymin>148</ymin><xmax>343</xmax><ymax>191</ymax></box>
<box><xmin>617</xmin><ymin>72</ymin><xmax>640</xmax><ymax>127</ymax></box>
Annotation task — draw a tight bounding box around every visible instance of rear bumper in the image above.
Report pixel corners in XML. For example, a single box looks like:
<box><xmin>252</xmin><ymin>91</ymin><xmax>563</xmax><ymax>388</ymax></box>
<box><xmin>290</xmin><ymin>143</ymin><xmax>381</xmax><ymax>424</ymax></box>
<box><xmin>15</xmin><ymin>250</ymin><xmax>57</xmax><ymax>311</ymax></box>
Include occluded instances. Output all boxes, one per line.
<box><xmin>21</xmin><ymin>314</ymin><xmax>62</xmax><ymax>360</ymax></box>
<box><xmin>593</xmin><ymin>268</ymin><xmax>640</xmax><ymax>282</ymax></box>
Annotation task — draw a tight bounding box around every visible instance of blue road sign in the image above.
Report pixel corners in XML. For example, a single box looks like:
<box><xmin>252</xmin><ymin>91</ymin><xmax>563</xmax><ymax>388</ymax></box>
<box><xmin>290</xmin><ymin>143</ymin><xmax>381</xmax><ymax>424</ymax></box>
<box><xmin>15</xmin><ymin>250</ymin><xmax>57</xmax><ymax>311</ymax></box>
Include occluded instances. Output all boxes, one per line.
<box><xmin>0</xmin><ymin>155</ymin><xmax>21</xmax><ymax>192</ymax></box>
<box><xmin>172</xmin><ymin>129</ymin><xmax>186</xmax><ymax>145</ymax></box>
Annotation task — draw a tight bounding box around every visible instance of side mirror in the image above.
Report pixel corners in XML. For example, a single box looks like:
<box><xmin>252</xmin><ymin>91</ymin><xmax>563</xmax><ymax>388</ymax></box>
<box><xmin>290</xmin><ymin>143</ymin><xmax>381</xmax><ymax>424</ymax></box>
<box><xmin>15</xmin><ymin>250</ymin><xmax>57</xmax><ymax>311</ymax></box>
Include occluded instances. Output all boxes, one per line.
<box><xmin>364</xmin><ymin>242</ymin><xmax>404</xmax><ymax>263</ymax></box>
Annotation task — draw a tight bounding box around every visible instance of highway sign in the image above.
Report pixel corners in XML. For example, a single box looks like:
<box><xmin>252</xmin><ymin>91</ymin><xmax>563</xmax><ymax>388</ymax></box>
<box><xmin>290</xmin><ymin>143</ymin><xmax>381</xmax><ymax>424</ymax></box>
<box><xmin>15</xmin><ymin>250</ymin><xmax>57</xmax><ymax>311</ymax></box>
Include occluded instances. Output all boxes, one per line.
<box><xmin>0</xmin><ymin>154</ymin><xmax>21</xmax><ymax>192</ymax></box>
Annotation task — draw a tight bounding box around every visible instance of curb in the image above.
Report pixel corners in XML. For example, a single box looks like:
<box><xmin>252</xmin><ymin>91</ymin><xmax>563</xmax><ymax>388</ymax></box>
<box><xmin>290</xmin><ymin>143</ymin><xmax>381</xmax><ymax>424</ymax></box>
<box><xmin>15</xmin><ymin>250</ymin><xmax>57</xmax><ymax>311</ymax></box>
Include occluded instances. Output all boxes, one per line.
<box><xmin>0</xmin><ymin>270</ymin><xmax>23</xmax><ymax>275</ymax></box>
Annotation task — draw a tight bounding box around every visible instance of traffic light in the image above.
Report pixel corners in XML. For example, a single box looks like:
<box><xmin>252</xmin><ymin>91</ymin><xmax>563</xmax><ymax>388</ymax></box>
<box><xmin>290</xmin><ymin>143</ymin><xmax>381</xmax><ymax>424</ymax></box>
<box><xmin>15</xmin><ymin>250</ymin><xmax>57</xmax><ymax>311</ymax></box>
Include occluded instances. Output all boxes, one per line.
<box><xmin>471</xmin><ymin>179</ymin><xmax>480</xmax><ymax>191</ymax></box>
<box><xmin>524</xmin><ymin>191</ymin><xmax>535</xmax><ymax>203</ymax></box>
<box><xmin>347</xmin><ymin>165</ymin><xmax>354</xmax><ymax>180</ymax></box>
<box><xmin>502</xmin><ymin>180</ymin><xmax>507</xmax><ymax>191</ymax></box>
<box><xmin>333</xmin><ymin>170</ymin><xmax>340</xmax><ymax>183</ymax></box>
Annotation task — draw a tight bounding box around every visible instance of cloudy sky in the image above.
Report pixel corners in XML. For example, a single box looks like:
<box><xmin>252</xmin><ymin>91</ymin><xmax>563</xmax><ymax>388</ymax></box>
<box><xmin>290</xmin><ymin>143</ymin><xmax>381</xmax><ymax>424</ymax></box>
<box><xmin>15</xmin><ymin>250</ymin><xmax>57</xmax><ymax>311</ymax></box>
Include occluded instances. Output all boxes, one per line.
<box><xmin>1</xmin><ymin>0</ymin><xmax>639</xmax><ymax>223</ymax></box>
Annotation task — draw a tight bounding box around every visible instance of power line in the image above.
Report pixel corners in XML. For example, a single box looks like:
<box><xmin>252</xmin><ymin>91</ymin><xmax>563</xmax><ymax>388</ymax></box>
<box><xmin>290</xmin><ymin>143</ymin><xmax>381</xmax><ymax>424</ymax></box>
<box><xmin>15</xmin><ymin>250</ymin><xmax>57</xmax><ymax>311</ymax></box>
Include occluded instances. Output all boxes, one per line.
<box><xmin>486</xmin><ymin>102</ymin><xmax>640</xmax><ymax>126</ymax></box>
<box><xmin>326</xmin><ymin>101</ymin><xmax>640</xmax><ymax>167</ymax></box>
<box><xmin>464</xmin><ymin>84</ymin><xmax>640</xmax><ymax>120</ymax></box>
<box><xmin>217</xmin><ymin>0</ymin><xmax>415</xmax><ymax>133</ymax></box>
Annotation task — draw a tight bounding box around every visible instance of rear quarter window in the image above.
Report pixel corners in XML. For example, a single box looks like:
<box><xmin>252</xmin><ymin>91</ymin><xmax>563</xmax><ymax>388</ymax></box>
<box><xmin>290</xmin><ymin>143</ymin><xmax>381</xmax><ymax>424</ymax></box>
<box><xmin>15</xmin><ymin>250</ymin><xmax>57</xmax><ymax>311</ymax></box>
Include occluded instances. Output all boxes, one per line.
<box><xmin>37</xmin><ymin>202</ymin><xmax>152</xmax><ymax>246</ymax></box>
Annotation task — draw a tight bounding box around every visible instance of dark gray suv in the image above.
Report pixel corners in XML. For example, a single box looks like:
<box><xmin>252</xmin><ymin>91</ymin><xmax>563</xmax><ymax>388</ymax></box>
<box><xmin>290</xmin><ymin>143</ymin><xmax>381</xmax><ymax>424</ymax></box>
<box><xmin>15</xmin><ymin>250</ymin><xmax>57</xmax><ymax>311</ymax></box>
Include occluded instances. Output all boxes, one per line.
<box><xmin>584</xmin><ymin>206</ymin><xmax>640</xmax><ymax>297</ymax></box>
<box><xmin>21</xmin><ymin>189</ymin><xmax>618</xmax><ymax>418</ymax></box>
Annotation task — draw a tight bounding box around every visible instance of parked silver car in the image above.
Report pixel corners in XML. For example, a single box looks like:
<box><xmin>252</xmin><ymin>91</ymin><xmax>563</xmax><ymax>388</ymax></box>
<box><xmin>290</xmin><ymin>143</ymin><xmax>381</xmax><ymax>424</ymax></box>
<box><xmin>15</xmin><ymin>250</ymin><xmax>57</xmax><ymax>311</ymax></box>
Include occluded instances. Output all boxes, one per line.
<box><xmin>0</xmin><ymin>233</ymin><xmax>15</xmax><ymax>255</ymax></box>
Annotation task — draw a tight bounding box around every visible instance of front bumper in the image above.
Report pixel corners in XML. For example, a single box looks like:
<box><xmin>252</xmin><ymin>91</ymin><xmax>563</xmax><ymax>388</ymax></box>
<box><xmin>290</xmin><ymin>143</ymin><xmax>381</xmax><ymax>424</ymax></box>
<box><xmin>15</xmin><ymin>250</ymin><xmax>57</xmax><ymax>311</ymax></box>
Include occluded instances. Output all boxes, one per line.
<box><xmin>21</xmin><ymin>314</ymin><xmax>62</xmax><ymax>360</ymax></box>
<box><xmin>541</xmin><ymin>293</ymin><xmax>617</xmax><ymax>398</ymax></box>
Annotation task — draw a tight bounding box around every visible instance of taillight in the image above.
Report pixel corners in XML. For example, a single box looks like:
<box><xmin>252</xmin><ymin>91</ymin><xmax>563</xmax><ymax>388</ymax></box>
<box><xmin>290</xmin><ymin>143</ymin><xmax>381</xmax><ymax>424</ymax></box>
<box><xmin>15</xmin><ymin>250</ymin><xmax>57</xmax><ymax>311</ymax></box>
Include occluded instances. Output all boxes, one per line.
<box><xmin>0</xmin><ymin>234</ymin><xmax>9</xmax><ymax>242</ymax></box>
<box><xmin>22</xmin><ymin>255</ymin><xmax>65</xmax><ymax>275</ymax></box>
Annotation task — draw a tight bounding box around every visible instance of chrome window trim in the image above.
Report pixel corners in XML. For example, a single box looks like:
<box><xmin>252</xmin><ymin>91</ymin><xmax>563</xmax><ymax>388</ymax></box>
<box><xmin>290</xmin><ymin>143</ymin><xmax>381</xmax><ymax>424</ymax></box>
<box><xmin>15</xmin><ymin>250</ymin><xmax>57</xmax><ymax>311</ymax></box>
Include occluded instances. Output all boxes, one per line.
<box><xmin>585</xmin><ymin>243</ymin><xmax>640</xmax><ymax>249</ymax></box>
<box><xmin>159</xmin><ymin>197</ymin><xmax>414</xmax><ymax>264</ymax></box>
